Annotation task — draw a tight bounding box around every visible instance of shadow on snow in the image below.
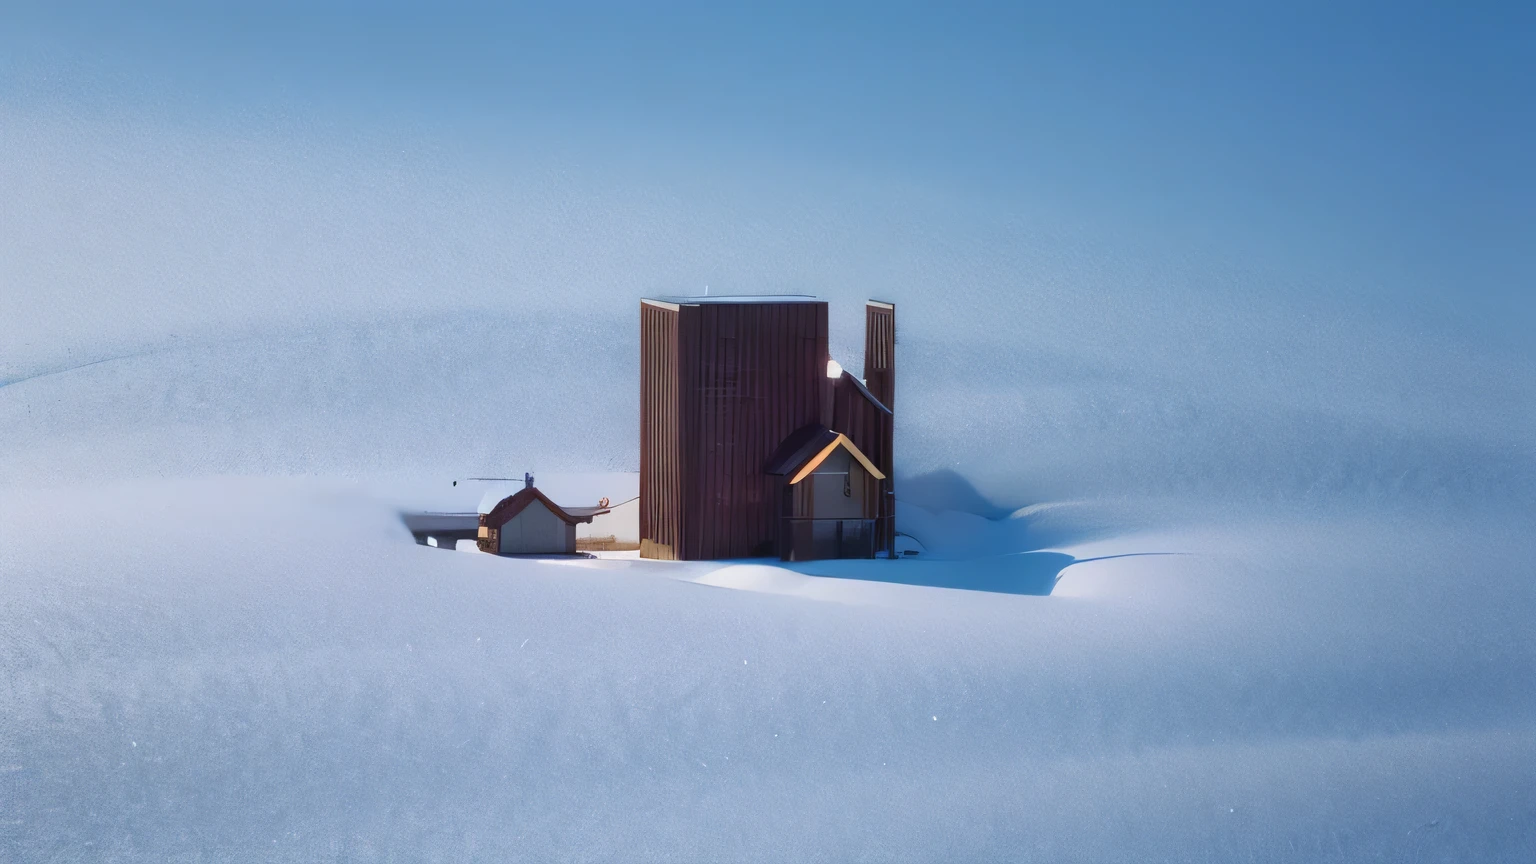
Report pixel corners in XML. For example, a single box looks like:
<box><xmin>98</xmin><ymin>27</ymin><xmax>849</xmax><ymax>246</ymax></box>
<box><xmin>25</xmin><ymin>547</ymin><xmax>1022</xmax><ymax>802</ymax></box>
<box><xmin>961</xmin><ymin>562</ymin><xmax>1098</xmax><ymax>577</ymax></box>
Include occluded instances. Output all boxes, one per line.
<box><xmin>786</xmin><ymin>552</ymin><xmax>1181</xmax><ymax>597</ymax></box>
<box><xmin>780</xmin><ymin>470</ymin><xmax>1180</xmax><ymax>596</ymax></box>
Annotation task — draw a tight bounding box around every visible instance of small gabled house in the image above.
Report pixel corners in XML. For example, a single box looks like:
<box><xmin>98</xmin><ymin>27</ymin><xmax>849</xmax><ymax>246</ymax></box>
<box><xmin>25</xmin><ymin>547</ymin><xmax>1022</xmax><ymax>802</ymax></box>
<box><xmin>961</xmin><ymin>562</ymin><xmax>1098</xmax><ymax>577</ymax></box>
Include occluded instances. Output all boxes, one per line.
<box><xmin>765</xmin><ymin>425</ymin><xmax>887</xmax><ymax>560</ymax></box>
<box><xmin>477</xmin><ymin>477</ymin><xmax>608</xmax><ymax>555</ymax></box>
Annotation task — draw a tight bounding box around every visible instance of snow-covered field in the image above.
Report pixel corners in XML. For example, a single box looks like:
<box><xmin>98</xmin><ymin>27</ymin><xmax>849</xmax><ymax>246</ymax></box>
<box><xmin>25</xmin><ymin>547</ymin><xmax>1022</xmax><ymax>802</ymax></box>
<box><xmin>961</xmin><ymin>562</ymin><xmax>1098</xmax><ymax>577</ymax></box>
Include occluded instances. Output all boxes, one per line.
<box><xmin>4</xmin><ymin>460</ymin><xmax>1534</xmax><ymax>860</ymax></box>
<box><xmin>3</xmin><ymin>253</ymin><xmax>1533</xmax><ymax>861</ymax></box>
<box><xmin>4</xmin><ymin>31</ymin><xmax>1535</xmax><ymax>858</ymax></box>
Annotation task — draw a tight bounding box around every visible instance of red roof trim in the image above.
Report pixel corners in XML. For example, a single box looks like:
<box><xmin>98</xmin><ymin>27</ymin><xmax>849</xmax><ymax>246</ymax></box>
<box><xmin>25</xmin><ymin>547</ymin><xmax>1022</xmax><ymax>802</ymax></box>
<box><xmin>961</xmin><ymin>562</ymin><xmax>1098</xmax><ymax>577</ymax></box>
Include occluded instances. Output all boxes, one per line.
<box><xmin>482</xmin><ymin>487</ymin><xmax>595</xmax><ymax>527</ymax></box>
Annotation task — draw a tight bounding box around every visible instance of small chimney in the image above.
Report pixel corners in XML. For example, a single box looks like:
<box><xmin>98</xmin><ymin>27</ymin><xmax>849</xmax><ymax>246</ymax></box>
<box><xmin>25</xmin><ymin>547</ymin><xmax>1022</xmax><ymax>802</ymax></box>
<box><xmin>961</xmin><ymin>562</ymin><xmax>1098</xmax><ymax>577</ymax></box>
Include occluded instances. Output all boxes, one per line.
<box><xmin>524</xmin><ymin>472</ymin><xmax>534</xmax><ymax>489</ymax></box>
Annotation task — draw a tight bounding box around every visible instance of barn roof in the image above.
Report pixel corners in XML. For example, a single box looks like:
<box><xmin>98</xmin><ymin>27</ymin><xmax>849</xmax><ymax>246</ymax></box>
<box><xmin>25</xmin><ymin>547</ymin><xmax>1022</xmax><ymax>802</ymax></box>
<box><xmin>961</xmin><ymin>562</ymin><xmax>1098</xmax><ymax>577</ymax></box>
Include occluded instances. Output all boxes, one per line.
<box><xmin>765</xmin><ymin>424</ymin><xmax>886</xmax><ymax>484</ymax></box>
<box><xmin>482</xmin><ymin>487</ymin><xmax>607</xmax><ymax>528</ymax></box>
<box><xmin>643</xmin><ymin>294</ymin><xmax>821</xmax><ymax>308</ymax></box>
<box><xmin>836</xmin><ymin>370</ymin><xmax>891</xmax><ymax>415</ymax></box>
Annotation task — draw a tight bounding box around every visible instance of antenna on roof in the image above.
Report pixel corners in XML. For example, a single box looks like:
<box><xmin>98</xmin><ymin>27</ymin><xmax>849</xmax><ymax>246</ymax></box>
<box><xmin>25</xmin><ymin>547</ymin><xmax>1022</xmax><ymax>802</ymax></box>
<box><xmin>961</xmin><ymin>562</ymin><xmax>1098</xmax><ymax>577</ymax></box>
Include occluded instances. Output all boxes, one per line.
<box><xmin>704</xmin><ymin>284</ymin><xmax>710</xmax><ymax>296</ymax></box>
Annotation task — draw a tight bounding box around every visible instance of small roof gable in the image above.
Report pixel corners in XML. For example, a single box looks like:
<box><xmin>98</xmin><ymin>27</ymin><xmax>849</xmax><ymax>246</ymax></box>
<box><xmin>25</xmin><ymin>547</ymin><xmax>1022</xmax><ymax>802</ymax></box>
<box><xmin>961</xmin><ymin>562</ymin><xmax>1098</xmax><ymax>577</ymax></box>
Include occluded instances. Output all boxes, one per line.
<box><xmin>765</xmin><ymin>424</ymin><xmax>886</xmax><ymax>485</ymax></box>
<box><xmin>482</xmin><ymin>487</ymin><xmax>598</xmax><ymax>528</ymax></box>
<box><xmin>765</xmin><ymin>424</ymin><xmax>840</xmax><ymax>476</ymax></box>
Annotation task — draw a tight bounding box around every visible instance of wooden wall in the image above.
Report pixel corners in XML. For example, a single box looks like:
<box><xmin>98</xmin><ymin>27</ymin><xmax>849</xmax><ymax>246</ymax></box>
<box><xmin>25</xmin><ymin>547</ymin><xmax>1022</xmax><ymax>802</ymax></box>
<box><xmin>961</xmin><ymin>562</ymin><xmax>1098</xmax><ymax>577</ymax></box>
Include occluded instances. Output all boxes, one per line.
<box><xmin>863</xmin><ymin>301</ymin><xmax>896</xmax><ymax>411</ymax></box>
<box><xmin>497</xmin><ymin>499</ymin><xmax>574</xmax><ymax>554</ymax></box>
<box><xmin>859</xmin><ymin>300</ymin><xmax>897</xmax><ymax>554</ymax></box>
<box><xmin>832</xmin><ymin>373</ymin><xmax>894</xmax><ymax>554</ymax></box>
<box><xmin>684</xmin><ymin>301</ymin><xmax>828</xmax><ymax>559</ymax></box>
<box><xmin>639</xmin><ymin>301</ymin><xmax>682</xmax><ymax>559</ymax></box>
<box><xmin>640</xmin><ymin>299</ymin><xmax>828</xmax><ymax>560</ymax></box>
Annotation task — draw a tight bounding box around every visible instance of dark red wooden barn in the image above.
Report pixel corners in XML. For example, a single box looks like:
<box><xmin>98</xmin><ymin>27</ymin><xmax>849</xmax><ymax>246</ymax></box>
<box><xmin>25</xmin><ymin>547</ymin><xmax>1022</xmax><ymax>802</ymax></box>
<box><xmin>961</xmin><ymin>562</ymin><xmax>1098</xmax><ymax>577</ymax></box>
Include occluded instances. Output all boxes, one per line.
<box><xmin>639</xmin><ymin>295</ymin><xmax>895</xmax><ymax>561</ymax></box>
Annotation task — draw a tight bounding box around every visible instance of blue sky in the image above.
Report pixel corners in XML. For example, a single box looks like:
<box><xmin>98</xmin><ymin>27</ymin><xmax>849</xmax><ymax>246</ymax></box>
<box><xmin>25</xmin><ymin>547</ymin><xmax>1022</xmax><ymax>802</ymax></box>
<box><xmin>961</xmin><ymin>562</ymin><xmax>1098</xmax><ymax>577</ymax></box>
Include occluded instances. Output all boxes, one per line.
<box><xmin>4</xmin><ymin>1</ymin><xmax>1533</xmax><ymax>342</ymax></box>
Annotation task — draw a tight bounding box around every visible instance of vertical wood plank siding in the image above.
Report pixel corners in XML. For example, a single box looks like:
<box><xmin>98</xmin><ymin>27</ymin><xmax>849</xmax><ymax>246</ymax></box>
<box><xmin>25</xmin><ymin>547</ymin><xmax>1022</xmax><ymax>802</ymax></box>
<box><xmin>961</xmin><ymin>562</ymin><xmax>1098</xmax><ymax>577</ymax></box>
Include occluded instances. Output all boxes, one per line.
<box><xmin>689</xmin><ymin>301</ymin><xmax>827</xmax><ymax>559</ymax></box>
<box><xmin>640</xmin><ymin>301</ymin><xmax>682</xmax><ymax>559</ymax></box>
<box><xmin>861</xmin><ymin>301</ymin><xmax>897</xmax><ymax>552</ymax></box>
<box><xmin>641</xmin><ymin>300</ymin><xmax>828</xmax><ymax>560</ymax></box>
<box><xmin>833</xmin><ymin>374</ymin><xmax>894</xmax><ymax>551</ymax></box>
<box><xmin>863</xmin><ymin>302</ymin><xmax>896</xmax><ymax>411</ymax></box>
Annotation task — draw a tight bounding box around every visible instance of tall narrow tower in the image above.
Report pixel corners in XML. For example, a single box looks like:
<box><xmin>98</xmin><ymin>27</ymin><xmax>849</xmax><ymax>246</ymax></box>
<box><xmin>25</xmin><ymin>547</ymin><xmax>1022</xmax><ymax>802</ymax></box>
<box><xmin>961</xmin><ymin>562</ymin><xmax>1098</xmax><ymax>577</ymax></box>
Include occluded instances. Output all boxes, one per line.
<box><xmin>863</xmin><ymin>301</ymin><xmax>896</xmax><ymax>411</ymax></box>
<box><xmin>862</xmin><ymin>301</ymin><xmax>896</xmax><ymax>552</ymax></box>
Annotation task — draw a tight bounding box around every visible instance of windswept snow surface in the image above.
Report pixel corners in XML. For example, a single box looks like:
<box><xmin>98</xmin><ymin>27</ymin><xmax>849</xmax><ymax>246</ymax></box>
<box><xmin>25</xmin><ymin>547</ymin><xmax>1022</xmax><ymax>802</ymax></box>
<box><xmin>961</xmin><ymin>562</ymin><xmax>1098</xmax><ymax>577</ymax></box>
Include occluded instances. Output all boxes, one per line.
<box><xmin>4</xmin><ymin>72</ymin><xmax>1536</xmax><ymax>863</ymax></box>
<box><xmin>2</xmin><ymin>224</ymin><xmax>1534</xmax><ymax>860</ymax></box>
<box><xmin>3</xmin><ymin>475</ymin><xmax>1534</xmax><ymax>861</ymax></box>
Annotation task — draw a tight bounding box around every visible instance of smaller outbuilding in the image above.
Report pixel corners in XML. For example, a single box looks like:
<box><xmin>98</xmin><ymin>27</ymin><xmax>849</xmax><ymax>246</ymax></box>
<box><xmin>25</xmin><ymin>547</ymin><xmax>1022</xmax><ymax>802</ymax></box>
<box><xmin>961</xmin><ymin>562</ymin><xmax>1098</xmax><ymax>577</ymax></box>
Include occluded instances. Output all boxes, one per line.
<box><xmin>765</xmin><ymin>424</ymin><xmax>887</xmax><ymax>561</ymax></box>
<box><xmin>476</xmin><ymin>475</ymin><xmax>608</xmax><ymax>555</ymax></box>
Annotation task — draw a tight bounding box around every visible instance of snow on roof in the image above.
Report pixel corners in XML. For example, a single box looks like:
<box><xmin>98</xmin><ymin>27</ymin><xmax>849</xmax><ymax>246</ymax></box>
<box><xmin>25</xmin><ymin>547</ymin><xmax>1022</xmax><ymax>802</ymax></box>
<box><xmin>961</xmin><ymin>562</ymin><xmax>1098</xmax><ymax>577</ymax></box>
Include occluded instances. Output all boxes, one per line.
<box><xmin>482</xmin><ymin>487</ymin><xmax>605</xmax><ymax>527</ymax></box>
<box><xmin>643</xmin><ymin>294</ymin><xmax>822</xmax><ymax>306</ymax></box>
<box><xmin>839</xmin><ymin>370</ymin><xmax>891</xmax><ymax>415</ymax></box>
<box><xmin>399</xmin><ymin>512</ymin><xmax>480</xmax><ymax>534</ymax></box>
